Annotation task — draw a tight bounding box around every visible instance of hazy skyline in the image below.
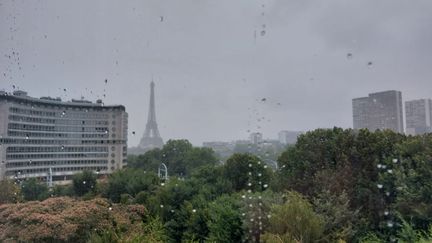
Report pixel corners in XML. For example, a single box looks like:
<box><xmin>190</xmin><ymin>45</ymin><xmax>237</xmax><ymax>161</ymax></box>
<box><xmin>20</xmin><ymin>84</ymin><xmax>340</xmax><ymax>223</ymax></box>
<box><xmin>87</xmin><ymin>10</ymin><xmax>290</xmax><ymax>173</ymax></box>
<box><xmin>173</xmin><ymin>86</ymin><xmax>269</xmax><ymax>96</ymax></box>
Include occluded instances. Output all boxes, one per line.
<box><xmin>1</xmin><ymin>0</ymin><xmax>432</xmax><ymax>146</ymax></box>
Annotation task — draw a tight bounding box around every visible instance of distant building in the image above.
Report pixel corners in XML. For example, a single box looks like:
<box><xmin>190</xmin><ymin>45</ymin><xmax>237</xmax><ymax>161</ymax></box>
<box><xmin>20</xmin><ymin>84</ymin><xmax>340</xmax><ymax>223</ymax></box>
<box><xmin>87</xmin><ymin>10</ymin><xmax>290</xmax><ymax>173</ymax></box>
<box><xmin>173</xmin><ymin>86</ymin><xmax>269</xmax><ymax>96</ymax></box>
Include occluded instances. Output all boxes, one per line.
<box><xmin>353</xmin><ymin>90</ymin><xmax>404</xmax><ymax>133</ymax></box>
<box><xmin>278</xmin><ymin>130</ymin><xmax>303</xmax><ymax>144</ymax></box>
<box><xmin>0</xmin><ymin>91</ymin><xmax>128</xmax><ymax>182</ymax></box>
<box><xmin>202</xmin><ymin>141</ymin><xmax>235</xmax><ymax>159</ymax></box>
<box><xmin>249</xmin><ymin>132</ymin><xmax>263</xmax><ymax>145</ymax></box>
<box><xmin>405</xmin><ymin>99</ymin><xmax>432</xmax><ymax>135</ymax></box>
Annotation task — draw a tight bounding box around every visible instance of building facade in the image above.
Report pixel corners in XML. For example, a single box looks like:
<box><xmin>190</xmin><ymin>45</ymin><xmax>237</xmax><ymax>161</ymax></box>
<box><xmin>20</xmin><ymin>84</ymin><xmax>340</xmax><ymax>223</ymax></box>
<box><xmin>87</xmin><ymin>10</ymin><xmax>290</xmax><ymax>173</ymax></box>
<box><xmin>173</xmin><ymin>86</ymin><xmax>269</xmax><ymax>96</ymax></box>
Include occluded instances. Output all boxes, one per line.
<box><xmin>0</xmin><ymin>91</ymin><xmax>128</xmax><ymax>182</ymax></box>
<box><xmin>249</xmin><ymin>132</ymin><xmax>263</xmax><ymax>145</ymax></box>
<box><xmin>352</xmin><ymin>90</ymin><xmax>404</xmax><ymax>133</ymax></box>
<box><xmin>278</xmin><ymin>130</ymin><xmax>303</xmax><ymax>145</ymax></box>
<box><xmin>405</xmin><ymin>99</ymin><xmax>432</xmax><ymax>135</ymax></box>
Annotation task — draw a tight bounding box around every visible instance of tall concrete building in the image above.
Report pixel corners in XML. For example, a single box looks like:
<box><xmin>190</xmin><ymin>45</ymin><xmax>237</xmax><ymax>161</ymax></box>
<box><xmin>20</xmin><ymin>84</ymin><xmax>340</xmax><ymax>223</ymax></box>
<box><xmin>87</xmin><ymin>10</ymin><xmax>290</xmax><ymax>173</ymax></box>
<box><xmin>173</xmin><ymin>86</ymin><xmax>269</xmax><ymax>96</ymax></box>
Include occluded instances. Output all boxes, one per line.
<box><xmin>278</xmin><ymin>130</ymin><xmax>303</xmax><ymax>145</ymax></box>
<box><xmin>0</xmin><ymin>90</ymin><xmax>128</xmax><ymax>182</ymax></box>
<box><xmin>405</xmin><ymin>99</ymin><xmax>432</xmax><ymax>135</ymax></box>
<box><xmin>352</xmin><ymin>90</ymin><xmax>404</xmax><ymax>133</ymax></box>
<box><xmin>249</xmin><ymin>132</ymin><xmax>263</xmax><ymax>145</ymax></box>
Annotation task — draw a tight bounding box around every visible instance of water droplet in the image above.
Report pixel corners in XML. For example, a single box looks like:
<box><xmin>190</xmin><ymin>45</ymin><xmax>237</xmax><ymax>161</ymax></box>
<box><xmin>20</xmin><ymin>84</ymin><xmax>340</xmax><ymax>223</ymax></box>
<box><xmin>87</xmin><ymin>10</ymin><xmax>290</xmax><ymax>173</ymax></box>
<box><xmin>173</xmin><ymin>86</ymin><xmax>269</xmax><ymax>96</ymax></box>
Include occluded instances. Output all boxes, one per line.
<box><xmin>83</xmin><ymin>181</ymin><xmax>86</xmax><ymax>184</ymax></box>
<box><xmin>263</xmin><ymin>184</ymin><xmax>268</xmax><ymax>188</ymax></box>
<box><xmin>367</xmin><ymin>61</ymin><xmax>373</xmax><ymax>66</ymax></box>
<box><xmin>267</xmin><ymin>214</ymin><xmax>272</xmax><ymax>219</ymax></box>
<box><xmin>387</xmin><ymin>221</ymin><xmax>394</xmax><ymax>228</ymax></box>
<box><xmin>249</xmin><ymin>204</ymin><xmax>253</xmax><ymax>208</ymax></box>
<box><xmin>261</xmin><ymin>98</ymin><xmax>267</xmax><ymax>102</ymax></box>
<box><xmin>347</xmin><ymin>53</ymin><xmax>353</xmax><ymax>59</ymax></box>
<box><xmin>161</xmin><ymin>183</ymin><xmax>165</xmax><ymax>186</ymax></box>
<box><xmin>160</xmin><ymin>16</ymin><xmax>164</xmax><ymax>22</ymax></box>
<box><xmin>258</xmin><ymin>173</ymin><xmax>262</xmax><ymax>177</ymax></box>
<box><xmin>392</xmin><ymin>158</ymin><xmax>398</xmax><ymax>163</ymax></box>
<box><xmin>387</xmin><ymin>169</ymin><xmax>393</xmax><ymax>174</ymax></box>
<box><xmin>160</xmin><ymin>205</ymin><xmax>164</xmax><ymax>208</ymax></box>
<box><xmin>248</xmin><ymin>163</ymin><xmax>252</xmax><ymax>167</ymax></box>
<box><xmin>104</xmin><ymin>79</ymin><xmax>108</xmax><ymax>84</ymax></box>
<box><xmin>192</xmin><ymin>209</ymin><xmax>196</xmax><ymax>213</ymax></box>
<box><xmin>263</xmin><ymin>165</ymin><xmax>268</xmax><ymax>169</ymax></box>
<box><xmin>377</xmin><ymin>184</ymin><xmax>383</xmax><ymax>189</ymax></box>
<box><xmin>248</xmin><ymin>182</ymin><xmax>252</xmax><ymax>187</ymax></box>
<box><xmin>242</xmin><ymin>195</ymin><xmax>246</xmax><ymax>199</ymax></box>
<box><xmin>384</xmin><ymin>210</ymin><xmax>389</xmax><ymax>216</ymax></box>
<box><xmin>377</xmin><ymin>164</ymin><xmax>382</xmax><ymax>169</ymax></box>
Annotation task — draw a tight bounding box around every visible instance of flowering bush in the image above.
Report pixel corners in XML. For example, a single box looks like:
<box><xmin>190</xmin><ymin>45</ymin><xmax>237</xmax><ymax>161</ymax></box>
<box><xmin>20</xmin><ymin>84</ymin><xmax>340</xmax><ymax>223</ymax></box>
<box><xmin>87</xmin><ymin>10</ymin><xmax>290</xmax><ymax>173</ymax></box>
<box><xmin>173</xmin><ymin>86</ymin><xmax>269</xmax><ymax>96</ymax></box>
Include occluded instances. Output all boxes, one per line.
<box><xmin>0</xmin><ymin>197</ymin><xmax>146</xmax><ymax>242</ymax></box>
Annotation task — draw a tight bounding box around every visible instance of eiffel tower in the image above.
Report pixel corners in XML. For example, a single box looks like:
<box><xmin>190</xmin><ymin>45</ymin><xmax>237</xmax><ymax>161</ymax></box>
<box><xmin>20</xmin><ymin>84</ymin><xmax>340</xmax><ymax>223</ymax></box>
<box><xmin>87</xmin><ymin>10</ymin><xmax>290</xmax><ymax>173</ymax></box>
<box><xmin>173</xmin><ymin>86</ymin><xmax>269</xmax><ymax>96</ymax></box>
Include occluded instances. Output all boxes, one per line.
<box><xmin>139</xmin><ymin>81</ymin><xmax>163</xmax><ymax>151</ymax></box>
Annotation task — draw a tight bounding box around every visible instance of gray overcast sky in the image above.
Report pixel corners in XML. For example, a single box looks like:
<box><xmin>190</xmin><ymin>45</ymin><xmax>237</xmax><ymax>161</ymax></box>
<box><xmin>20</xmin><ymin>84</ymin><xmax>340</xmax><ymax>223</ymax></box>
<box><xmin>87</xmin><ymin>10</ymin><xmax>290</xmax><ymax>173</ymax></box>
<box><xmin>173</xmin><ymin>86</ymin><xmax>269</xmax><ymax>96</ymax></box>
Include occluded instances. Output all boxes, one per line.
<box><xmin>1</xmin><ymin>0</ymin><xmax>432</xmax><ymax>146</ymax></box>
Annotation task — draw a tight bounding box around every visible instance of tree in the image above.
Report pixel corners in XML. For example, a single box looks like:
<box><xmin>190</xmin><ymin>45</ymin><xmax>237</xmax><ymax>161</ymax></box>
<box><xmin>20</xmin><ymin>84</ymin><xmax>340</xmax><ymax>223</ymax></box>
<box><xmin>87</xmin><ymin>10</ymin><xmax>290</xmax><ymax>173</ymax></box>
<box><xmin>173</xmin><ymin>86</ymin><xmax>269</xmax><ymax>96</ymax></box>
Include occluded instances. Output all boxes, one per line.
<box><xmin>262</xmin><ymin>191</ymin><xmax>325</xmax><ymax>243</ymax></box>
<box><xmin>105</xmin><ymin>169</ymin><xmax>160</xmax><ymax>203</ymax></box>
<box><xmin>207</xmin><ymin>195</ymin><xmax>244</xmax><ymax>243</ymax></box>
<box><xmin>72</xmin><ymin>170</ymin><xmax>97</xmax><ymax>196</ymax></box>
<box><xmin>0</xmin><ymin>179</ymin><xmax>21</xmax><ymax>204</ymax></box>
<box><xmin>21</xmin><ymin>178</ymin><xmax>49</xmax><ymax>201</ymax></box>
<box><xmin>224</xmin><ymin>153</ymin><xmax>273</xmax><ymax>192</ymax></box>
<box><xmin>395</xmin><ymin>134</ymin><xmax>432</xmax><ymax>231</ymax></box>
<box><xmin>128</xmin><ymin>139</ymin><xmax>218</xmax><ymax>177</ymax></box>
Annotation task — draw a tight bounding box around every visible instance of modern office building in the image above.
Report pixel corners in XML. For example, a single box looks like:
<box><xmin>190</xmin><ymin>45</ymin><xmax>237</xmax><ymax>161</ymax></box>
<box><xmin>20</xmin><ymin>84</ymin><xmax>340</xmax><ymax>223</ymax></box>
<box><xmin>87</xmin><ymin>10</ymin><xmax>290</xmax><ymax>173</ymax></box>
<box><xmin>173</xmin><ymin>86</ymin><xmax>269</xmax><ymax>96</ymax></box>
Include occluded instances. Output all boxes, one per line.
<box><xmin>352</xmin><ymin>90</ymin><xmax>404</xmax><ymax>133</ymax></box>
<box><xmin>405</xmin><ymin>99</ymin><xmax>432</xmax><ymax>135</ymax></box>
<box><xmin>0</xmin><ymin>90</ymin><xmax>128</xmax><ymax>183</ymax></box>
<box><xmin>249</xmin><ymin>132</ymin><xmax>263</xmax><ymax>145</ymax></box>
<box><xmin>278</xmin><ymin>130</ymin><xmax>303</xmax><ymax>145</ymax></box>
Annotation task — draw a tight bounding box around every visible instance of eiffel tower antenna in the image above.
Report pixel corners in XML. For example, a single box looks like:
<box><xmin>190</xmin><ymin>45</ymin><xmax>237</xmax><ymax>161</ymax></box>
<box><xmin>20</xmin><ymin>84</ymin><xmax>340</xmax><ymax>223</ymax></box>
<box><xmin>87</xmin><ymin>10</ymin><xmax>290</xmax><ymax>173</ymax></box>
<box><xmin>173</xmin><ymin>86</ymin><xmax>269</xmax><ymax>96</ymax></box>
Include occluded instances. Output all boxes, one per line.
<box><xmin>139</xmin><ymin>81</ymin><xmax>163</xmax><ymax>150</ymax></box>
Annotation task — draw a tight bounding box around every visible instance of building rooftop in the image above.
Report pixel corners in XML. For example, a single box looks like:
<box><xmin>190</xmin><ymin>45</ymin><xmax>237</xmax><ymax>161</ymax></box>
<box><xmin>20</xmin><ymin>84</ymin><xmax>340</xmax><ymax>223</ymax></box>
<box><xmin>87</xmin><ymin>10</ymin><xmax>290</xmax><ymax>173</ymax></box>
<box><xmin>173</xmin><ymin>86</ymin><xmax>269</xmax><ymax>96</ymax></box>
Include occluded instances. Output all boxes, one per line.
<box><xmin>0</xmin><ymin>90</ymin><xmax>125</xmax><ymax>111</ymax></box>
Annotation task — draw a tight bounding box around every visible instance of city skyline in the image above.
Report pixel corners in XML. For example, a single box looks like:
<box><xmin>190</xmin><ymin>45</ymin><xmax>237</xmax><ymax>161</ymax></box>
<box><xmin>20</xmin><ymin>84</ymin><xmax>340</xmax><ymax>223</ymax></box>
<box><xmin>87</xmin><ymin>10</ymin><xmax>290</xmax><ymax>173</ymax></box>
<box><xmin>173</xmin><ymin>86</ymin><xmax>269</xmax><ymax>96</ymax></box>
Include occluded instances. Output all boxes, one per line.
<box><xmin>1</xmin><ymin>0</ymin><xmax>432</xmax><ymax>146</ymax></box>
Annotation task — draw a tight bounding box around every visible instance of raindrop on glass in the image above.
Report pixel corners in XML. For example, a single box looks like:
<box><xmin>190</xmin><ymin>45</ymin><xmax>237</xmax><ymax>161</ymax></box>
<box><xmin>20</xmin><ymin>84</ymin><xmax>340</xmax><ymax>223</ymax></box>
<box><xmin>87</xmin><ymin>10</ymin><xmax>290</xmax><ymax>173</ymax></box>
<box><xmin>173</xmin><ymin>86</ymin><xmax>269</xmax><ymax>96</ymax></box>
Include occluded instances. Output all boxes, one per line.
<box><xmin>387</xmin><ymin>221</ymin><xmax>394</xmax><ymax>228</ymax></box>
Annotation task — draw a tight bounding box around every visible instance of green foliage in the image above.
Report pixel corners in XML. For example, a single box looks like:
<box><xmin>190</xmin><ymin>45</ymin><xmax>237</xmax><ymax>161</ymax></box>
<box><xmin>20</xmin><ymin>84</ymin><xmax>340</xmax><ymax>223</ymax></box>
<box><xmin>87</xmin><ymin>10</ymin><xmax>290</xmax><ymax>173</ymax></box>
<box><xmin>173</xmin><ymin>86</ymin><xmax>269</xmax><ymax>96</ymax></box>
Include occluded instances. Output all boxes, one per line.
<box><xmin>0</xmin><ymin>179</ymin><xmax>21</xmax><ymax>204</ymax></box>
<box><xmin>105</xmin><ymin>169</ymin><xmax>160</xmax><ymax>203</ymax></box>
<box><xmin>21</xmin><ymin>178</ymin><xmax>49</xmax><ymax>201</ymax></box>
<box><xmin>128</xmin><ymin>139</ymin><xmax>218</xmax><ymax>177</ymax></box>
<box><xmin>52</xmin><ymin>184</ymin><xmax>74</xmax><ymax>197</ymax></box>
<box><xmin>395</xmin><ymin>134</ymin><xmax>432</xmax><ymax>230</ymax></box>
<box><xmin>88</xmin><ymin>217</ymin><xmax>167</xmax><ymax>243</ymax></box>
<box><xmin>224</xmin><ymin>153</ymin><xmax>273</xmax><ymax>192</ymax></box>
<box><xmin>313</xmin><ymin>190</ymin><xmax>358</xmax><ymax>242</ymax></box>
<box><xmin>262</xmin><ymin>191</ymin><xmax>325</xmax><ymax>243</ymax></box>
<box><xmin>207</xmin><ymin>195</ymin><xmax>244</xmax><ymax>243</ymax></box>
<box><xmin>72</xmin><ymin>170</ymin><xmax>97</xmax><ymax>196</ymax></box>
